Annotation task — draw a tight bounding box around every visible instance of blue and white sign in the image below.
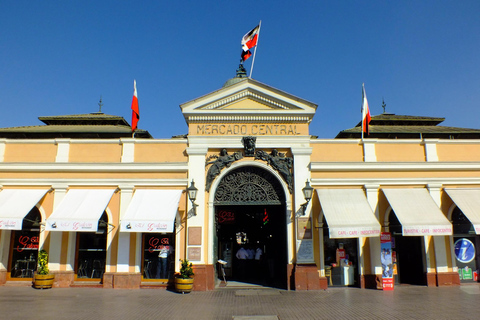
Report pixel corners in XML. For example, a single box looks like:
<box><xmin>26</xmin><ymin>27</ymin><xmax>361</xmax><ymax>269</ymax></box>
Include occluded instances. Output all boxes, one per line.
<box><xmin>454</xmin><ymin>238</ymin><xmax>475</xmax><ymax>264</ymax></box>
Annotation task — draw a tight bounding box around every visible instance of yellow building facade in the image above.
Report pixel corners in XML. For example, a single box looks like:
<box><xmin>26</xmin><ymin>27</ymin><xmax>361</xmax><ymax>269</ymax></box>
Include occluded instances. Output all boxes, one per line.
<box><xmin>0</xmin><ymin>75</ymin><xmax>479</xmax><ymax>290</ymax></box>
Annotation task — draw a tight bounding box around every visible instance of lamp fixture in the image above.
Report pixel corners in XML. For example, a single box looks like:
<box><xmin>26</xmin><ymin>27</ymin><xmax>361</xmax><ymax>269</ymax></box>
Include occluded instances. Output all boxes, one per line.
<box><xmin>187</xmin><ymin>180</ymin><xmax>199</xmax><ymax>217</ymax></box>
<box><xmin>96</xmin><ymin>219</ymin><xmax>116</xmax><ymax>234</ymax></box>
<box><xmin>299</xmin><ymin>180</ymin><xmax>314</xmax><ymax>216</ymax></box>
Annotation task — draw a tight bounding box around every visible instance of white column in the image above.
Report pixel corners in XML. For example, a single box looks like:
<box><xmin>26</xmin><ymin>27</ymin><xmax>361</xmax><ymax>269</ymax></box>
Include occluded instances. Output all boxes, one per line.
<box><xmin>120</xmin><ymin>138</ymin><xmax>135</xmax><ymax>163</ymax></box>
<box><xmin>424</xmin><ymin>139</ymin><xmax>439</xmax><ymax>162</ymax></box>
<box><xmin>66</xmin><ymin>232</ymin><xmax>76</xmax><ymax>271</ymax></box>
<box><xmin>365</xmin><ymin>184</ymin><xmax>382</xmax><ymax>275</ymax></box>
<box><xmin>362</xmin><ymin>140</ymin><xmax>377</xmax><ymax>162</ymax></box>
<box><xmin>292</xmin><ymin>146</ymin><xmax>314</xmax><ymax>264</ymax></box>
<box><xmin>116</xmin><ymin>186</ymin><xmax>134</xmax><ymax>272</ymax></box>
<box><xmin>48</xmin><ymin>185</ymin><xmax>68</xmax><ymax>271</ymax></box>
<box><xmin>55</xmin><ymin>139</ymin><xmax>70</xmax><ymax>163</ymax></box>
<box><xmin>428</xmin><ymin>184</ymin><xmax>449</xmax><ymax>273</ymax></box>
<box><xmin>0</xmin><ymin>230</ymin><xmax>11</xmax><ymax>271</ymax></box>
<box><xmin>0</xmin><ymin>139</ymin><xmax>6</xmax><ymax>162</ymax></box>
<box><xmin>186</xmin><ymin>145</ymin><xmax>208</xmax><ymax>265</ymax></box>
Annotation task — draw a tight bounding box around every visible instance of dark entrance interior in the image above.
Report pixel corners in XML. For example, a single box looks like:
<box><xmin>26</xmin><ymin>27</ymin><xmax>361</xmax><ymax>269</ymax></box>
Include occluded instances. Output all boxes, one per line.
<box><xmin>9</xmin><ymin>207</ymin><xmax>41</xmax><ymax>279</ymax></box>
<box><xmin>216</xmin><ymin>204</ymin><xmax>287</xmax><ymax>289</ymax></box>
<box><xmin>213</xmin><ymin>166</ymin><xmax>287</xmax><ymax>289</ymax></box>
<box><xmin>389</xmin><ymin>212</ymin><xmax>426</xmax><ymax>285</ymax></box>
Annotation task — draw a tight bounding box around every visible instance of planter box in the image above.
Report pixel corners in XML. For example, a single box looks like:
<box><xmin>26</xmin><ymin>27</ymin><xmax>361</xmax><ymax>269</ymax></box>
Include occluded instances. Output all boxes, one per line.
<box><xmin>175</xmin><ymin>277</ymin><xmax>194</xmax><ymax>293</ymax></box>
<box><xmin>33</xmin><ymin>274</ymin><xmax>55</xmax><ymax>289</ymax></box>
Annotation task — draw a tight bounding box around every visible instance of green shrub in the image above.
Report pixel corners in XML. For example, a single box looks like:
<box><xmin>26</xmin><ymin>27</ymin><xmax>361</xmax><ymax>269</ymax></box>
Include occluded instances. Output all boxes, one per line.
<box><xmin>37</xmin><ymin>249</ymin><xmax>50</xmax><ymax>275</ymax></box>
<box><xmin>178</xmin><ymin>259</ymin><xmax>194</xmax><ymax>279</ymax></box>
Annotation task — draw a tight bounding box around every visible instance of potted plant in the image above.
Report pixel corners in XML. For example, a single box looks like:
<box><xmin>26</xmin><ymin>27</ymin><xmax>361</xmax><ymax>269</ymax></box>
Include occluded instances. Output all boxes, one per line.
<box><xmin>174</xmin><ymin>259</ymin><xmax>194</xmax><ymax>293</ymax></box>
<box><xmin>33</xmin><ymin>249</ymin><xmax>55</xmax><ymax>289</ymax></box>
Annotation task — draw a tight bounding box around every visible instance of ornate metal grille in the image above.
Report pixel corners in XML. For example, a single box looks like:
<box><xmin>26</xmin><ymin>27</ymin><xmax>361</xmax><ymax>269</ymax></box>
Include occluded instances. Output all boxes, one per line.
<box><xmin>214</xmin><ymin>167</ymin><xmax>284</xmax><ymax>205</ymax></box>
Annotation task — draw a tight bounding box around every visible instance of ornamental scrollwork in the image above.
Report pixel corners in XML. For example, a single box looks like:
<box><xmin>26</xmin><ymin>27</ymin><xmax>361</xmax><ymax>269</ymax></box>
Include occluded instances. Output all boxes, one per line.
<box><xmin>214</xmin><ymin>167</ymin><xmax>282</xmax><ymax>205</ymax></box>
<box><xmin>205</xmin><ymin>149</ymin><xmax>243</xmax><ymax>192</ymax></box>
<box><xmin>255</xmin><ymin>149</ymin><xmax>293</xmax><ymax>193</ymax></box>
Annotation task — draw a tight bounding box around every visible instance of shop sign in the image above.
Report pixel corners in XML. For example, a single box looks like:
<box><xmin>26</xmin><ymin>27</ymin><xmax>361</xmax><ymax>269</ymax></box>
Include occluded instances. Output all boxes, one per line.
<box><xmin>217</xmin><ymin>210</ymin><xmax>235</xmax><ymax>224</ymax></box>
<box><xmin>381</xmin><ymin>232</ymin><xmax>394</xmax><ymax>291</ymax></box>
<box><xmin>402</xmin><ymin>226</ymin><xmax>452</xmax><ymax>236</ymax></box>
<box><xmin>0</xmin><ymin>219</ymin><xmax>21</xmax><ymax>230</ymax></box>
<box><xmin>454</xmin><ymin>238</ymin><xmax>475</xmax><ymax>263</ymax></box>
<box><xmin>16</xmin><ymin>235</ymin><xmax>39</xmax><ymax>252</ymax></box>
<box><xmin>121</xmin><ymin>221</ymin><xmax>171</xmax><ymax>232</ymax></box>
<box><xmin>147</xmin><ymin>236</ymin><xmax>170</xmax><ymax>253</ymax></box>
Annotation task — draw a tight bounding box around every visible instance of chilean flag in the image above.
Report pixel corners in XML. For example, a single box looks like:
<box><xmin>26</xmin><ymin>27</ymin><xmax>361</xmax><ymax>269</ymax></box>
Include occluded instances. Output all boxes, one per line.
<box><xmin>131</xmin><ymin>80</ymin><xmax>139</xmax><ymax>132</ymax></box>
<box><xmin>241</xmin><ymin>24</ymin><xmax>260</xmax><ymax>62</ymax></box>
<box><xmin>362</xmin><ymin>84</ymin><xmax>371</xmax><ymax>135</ymax></box>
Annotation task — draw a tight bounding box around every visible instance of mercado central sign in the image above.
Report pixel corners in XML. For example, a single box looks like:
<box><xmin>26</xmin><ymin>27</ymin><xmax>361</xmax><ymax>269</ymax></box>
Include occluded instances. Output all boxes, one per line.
<box><xmin>192</xmin><ymin>123</ymin><xmax>309</xmax><ymax>136</ymax></box>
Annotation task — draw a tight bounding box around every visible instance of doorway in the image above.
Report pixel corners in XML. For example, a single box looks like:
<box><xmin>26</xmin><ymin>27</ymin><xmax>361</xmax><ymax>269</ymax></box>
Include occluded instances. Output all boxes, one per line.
<box><xmin>213</xmin><ymin>166</ymin><xmax>288</xmax><ymax>289</ymax></box>
<box><xmin>8</xmin><ymin>207</ymin><xmax>41</xmax><ymax>279</ymax></box>
<box><xmin>389</xmin><ymin>211</ymin><xmax>426</xmax><ymax>285</ymax></box>
<box><xmin>216</xmin><ymin>205</ymin><xmax>287</xmax><ymax>288</ymax></box>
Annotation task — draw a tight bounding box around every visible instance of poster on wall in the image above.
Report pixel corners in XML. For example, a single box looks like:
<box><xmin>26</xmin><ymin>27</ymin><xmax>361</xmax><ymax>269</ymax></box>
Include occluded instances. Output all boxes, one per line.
<box><xmin>297</xmin><ymin>240</ymin><xmax>314</xmax><ymax>263</ymax></box>
<box><xmin>297</xmin><ymin>217</ymin><xmax>312</xmax><ymax>240</ymax></box>
<box><xmin>381</xmin><ymin>232</ymin><xmax>394</xmax><ymax>291</ymax></box>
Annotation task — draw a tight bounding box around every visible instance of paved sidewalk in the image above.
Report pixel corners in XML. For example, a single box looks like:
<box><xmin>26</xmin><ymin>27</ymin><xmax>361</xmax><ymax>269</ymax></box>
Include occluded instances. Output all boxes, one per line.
<box><xmin>1</xmin><ymin>285</ymin><xmax>479</xmax><ymax>320</ymax></box>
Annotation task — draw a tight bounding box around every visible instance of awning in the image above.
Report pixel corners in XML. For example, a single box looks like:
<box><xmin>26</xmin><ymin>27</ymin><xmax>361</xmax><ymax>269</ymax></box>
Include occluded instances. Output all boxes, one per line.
<box><xmin>316</xmin><ymin>189</ymin><xmax>381</xmax><ymax>238</ymax></box>
<box><xmin>46</xmin><ymin>189</ymin><xmax>115</xmax><ymax>232</ymax></box>
<box><xmin>445</xmin><ymin>188</ymin><xmax>480</xmax><ymax>234</ymax></box>
<box><xmin>0</xmin><ymin>189</ymin><xmax>49</xmax><ymax>230</ymax></box>
<box><xmin>120</xmin><ymin>189</ymin><xmax>182</xmax><ymax>233</ymax></box>
<box><xmin>382</xmin><ymin>188</ymin><xmax>452</xmax><ymax>236</ymax></box>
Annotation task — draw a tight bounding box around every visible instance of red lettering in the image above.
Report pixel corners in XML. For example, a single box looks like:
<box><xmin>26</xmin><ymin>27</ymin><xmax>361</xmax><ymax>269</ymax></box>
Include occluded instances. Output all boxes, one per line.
<box><xmin>148</xmin><ymin>237</ymin><xmax>160</xmax><ymax>253</ymax></box>
<box><xmin>218</xmin><ymin>210</ymin><xmax>235</xmax><ymax>224</ymax></box>
<box><xmin>16</xmin><ymin>236</ymin><xmax>39</xmax><ymax>252</ymax></box>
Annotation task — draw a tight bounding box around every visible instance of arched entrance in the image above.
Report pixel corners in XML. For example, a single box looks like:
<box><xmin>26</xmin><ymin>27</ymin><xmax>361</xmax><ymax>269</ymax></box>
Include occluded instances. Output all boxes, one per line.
<box><xmin>214</xmin><ymin>166</ymin><xmax>288</xmax><ymax>289</ymax></box>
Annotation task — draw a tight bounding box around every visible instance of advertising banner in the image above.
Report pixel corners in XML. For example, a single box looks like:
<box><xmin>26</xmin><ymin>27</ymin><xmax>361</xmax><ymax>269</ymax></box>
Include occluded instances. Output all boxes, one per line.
<box><xmin>381</xmin><ymin>232</ymin><xmax>394</xmax><ymax>290</ymax></box>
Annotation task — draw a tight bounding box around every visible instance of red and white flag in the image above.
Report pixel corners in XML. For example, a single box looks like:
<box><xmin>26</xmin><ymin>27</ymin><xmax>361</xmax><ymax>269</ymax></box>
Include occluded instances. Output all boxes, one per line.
<box><xmin>362</xmin><ymin>84</ymin><xmax>371</xmax><ymax>136</ymax></box>
<box><xmin>241</xmin><ymin>24</ymin><xmax>260</xmax><ymax>62</ymax></box>
<box><xmin>131</xmin><ymin>80</ymin><xmax>139</xmax><ymax>132</ymax></box>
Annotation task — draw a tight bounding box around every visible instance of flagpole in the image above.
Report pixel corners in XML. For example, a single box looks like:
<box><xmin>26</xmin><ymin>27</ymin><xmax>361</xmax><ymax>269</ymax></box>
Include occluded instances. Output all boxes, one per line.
<box><xmin>249</xmin><ymin>20</ymin><xmax>261</xmax><ymax>79</ymax></box>
<box><xmin>361</xmin><ymin>83</ymin><xmax>365</xmax><ymax>141</ymax></box>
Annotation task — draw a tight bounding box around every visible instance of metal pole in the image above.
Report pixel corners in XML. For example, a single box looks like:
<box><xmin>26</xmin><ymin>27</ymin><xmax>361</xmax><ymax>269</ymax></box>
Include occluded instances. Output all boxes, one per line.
<box><xmin>249</xmin><ymin>20</ymin><xmax>262</xmax><ymax>78</ymax></box>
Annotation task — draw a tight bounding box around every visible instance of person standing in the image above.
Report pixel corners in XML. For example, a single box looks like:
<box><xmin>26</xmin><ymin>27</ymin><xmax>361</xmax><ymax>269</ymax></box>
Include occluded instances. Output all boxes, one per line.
<box><xmin>157</xmin><ymin>245</ymin><xmax>170</xmax><ymax>279</ymax></box>
<box><xmin>236</xmin><ymin>246</ymin><xmax>248</xmax><ymax>280</ymax></box>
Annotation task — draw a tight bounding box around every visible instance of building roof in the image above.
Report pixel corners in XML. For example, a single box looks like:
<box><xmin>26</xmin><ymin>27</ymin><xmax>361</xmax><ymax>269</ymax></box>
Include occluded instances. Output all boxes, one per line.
<box><xmin>336</xmin><ymin>113</ymin><xmax>480</xmax><ymax>139</ymax></box>
<box><xmin>0</xmin><ymin>112</ymin><xmax>152</xmax><ymax>139</ymax></box>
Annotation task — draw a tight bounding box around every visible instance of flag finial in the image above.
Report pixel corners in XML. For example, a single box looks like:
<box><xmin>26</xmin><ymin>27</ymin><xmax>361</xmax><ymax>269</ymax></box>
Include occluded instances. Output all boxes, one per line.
<box><xmin>235</xmin><ymin>63</ymin><xmax>247</xmax><ymax>78</ymax></box>
<box><xmin>98</xmin><ymin>96</ymin><xmax>103</xmax><ymax>113</ymax></box>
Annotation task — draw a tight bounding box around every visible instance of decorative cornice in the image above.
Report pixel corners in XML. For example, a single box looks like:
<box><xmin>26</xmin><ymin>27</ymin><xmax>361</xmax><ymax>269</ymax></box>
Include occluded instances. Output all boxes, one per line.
<box><xmin>187</xmin><ymin>115</ymin><xmax>311</xmax><ymax>122</ymax></box>
<box><xmin>0</xmin><ymin>162</ymin><xmax>188</xmax><ymax>173</ymax></box>
<box><xmin>310</xmin><ymin>162</ymin><xmax>480</xmax><ymax>172</ymax></box>
<box><xmin>202</xmin><ymin>90</ymin><xmax>292</xmax><ymax>110</ymax></box>
<box><xmin>311</xmin><ymin>177</ymin><xmax>480</xmax><ymax>186</ymax></box>
<box><xmin>0</xmin><ymin>179</ymin><xmax>188</xmax><ymax>187</ymax></box>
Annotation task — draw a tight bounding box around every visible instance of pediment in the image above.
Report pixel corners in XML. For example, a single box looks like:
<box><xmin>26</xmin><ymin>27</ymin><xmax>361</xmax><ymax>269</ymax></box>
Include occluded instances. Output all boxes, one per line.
<box><xmin>180</xmin><ymin>78</ymin><xmax>317</xmax><ymax>124</ymax></box>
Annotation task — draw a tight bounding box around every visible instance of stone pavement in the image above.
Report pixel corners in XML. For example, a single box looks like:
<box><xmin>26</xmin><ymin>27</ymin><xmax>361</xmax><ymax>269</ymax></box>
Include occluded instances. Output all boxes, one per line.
<box><xmin>1</xmin><ymin>285</ymin><xmax>479</xmax><ymax>320</ymax></box>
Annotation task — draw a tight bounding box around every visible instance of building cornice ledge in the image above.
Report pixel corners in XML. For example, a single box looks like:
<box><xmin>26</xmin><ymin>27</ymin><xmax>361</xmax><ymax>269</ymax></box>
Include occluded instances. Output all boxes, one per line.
<box><xmin>0</xmin><ymin>162</ymin><xmax>188</xmax><ymax>173</ymax></box>
<box><xmin>310</xmin><ymin>162</ymin><xmax>480</xmax><ymax>172</ymax></box>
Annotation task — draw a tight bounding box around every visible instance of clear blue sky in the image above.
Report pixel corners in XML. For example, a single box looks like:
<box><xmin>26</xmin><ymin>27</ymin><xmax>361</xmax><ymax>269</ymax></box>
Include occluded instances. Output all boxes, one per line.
<box><xmin>1</xmin><ymin>1</ymin><xmax>479</xmax><ymax>139</ymax></box>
